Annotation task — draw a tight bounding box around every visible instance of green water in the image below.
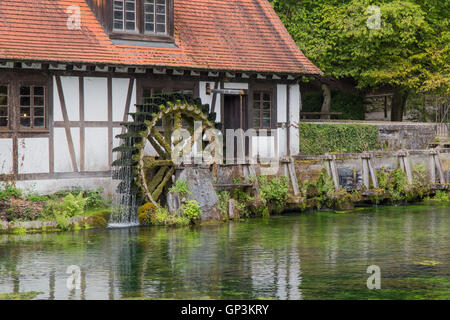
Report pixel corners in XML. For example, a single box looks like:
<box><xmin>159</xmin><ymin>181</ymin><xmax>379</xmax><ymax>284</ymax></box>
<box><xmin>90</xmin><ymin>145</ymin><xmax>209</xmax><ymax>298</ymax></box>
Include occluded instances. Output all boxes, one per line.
<box><xmin>0</xmin><ymin>206</ymin><xmax>449</xmax><ymax>300</ymax></box>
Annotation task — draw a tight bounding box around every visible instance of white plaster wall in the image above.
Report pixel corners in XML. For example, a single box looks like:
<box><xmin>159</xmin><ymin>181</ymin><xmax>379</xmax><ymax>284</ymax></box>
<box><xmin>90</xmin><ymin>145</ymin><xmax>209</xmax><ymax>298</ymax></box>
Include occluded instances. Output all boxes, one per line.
<box><xmin>277</xmin><ymin>84</ymin><xmax>288</xmax><ymax>157</ymax></box>
<box><xmin>53</xmin><ymin>76</ymin><xmax>80</xmax><ymax>122</ymax></box>
<box><xmin>223</xmin><ymin>83</ymin><xmax>249</xmax><ymax>90</ymax></box>
<box><xmin>128</xmin><ymin>79</ymin><xmax>137</xmax><ymax>121</ymax></box>
<box><xmin>0</xmin><ymin>138</ymin><xmax>13</xmax><ymax>174</ymax></box>
<box><xmin>112</xmin><ymin>78</ymin><xmax>130</xmax><ymax>122</ymax></box>
<box><xmin>251</xmin><ymin>136</ymin><xmax>276</xmax><ymax>160</ymax></box>
<box><xmin>54</xmin><ymin>128</ymin><xmax>80</xmax><ymax>172</ymax></box>
<box><xmin>84</xmin><ymin>77</ymin><xmax>108</xmax><ymax>121</ymax></box>
<box><xmin>199</xmin><ymin>81</ymin><xmax>220</xmax><ymax>121</ymax></box>
<box><xmin>289</xmin><ymin>84</ymin><xmax>301</xmax><ymax>156</ymax></box>
<box><xmin>85</xmin><ymin>128</ymin><xmax>109</xmax><ymax>171</ymax></box>
<box><xmin>277</xmin><ymin>84</ymin><xmax>287</xmax><ymax>123</ymax></box>
<box><xmin>18</xmin><ymin>138</ymin><xmax>49</xmax><ymax>174</ymax></box>
<box><xmin>16</xmin><ymin>177</ymin><xmax>116</xmax><ymax>197</ymax></box>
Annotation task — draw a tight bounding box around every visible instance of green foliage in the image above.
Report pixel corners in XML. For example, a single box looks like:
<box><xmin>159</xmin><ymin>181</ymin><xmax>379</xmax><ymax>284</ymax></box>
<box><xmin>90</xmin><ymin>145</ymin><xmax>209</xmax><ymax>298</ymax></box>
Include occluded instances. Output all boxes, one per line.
<box><xmin>151</xmin><ymin>207</ymin><xmax>190</xmax><ymax>226</ymax></box>
<box><xmin>302</xmin><ymin>91</ymin><xmax>365</xmax><ymax>120</ymax></box>
<box><xmin>425</xmin><ymin>190</ymin><xmax>450</xmax><ymax>204</ymax></box>
<box><xmin>12</xmin><ymin>227</ymin><xmax>27</xmax><ymax>235</ymax></box>
<box><xmin>26</xmin><ymin>194</ymin><xmax>49</xmax><ymax>202</ymax></box>
<box><xmin>272</xmin><ymin>0</ymin><xmax>449</xmax><ymax>95</ymax></box>
<box><xmin>233</xmin><ymin>188</ymin><xmax>254</xmax><ymax>218</ymax></box>
<box><xmin>84</xmin><ymin>188</ymin><xmax>105</xmax><ymax>209</ymax></box>
<box><xmin>300</xmin><ymin>123</ymin><xmax>381</xmax><ymax>155</ymax></box>
<box><xmin>258</xmin><ymin>176</ymin><xmax>290</xmax><ymax>212</ymax></box>
<box><xmin>0</xmin><ymin>183</ymin><xmax>22</xmax><ymax>200</ymax></box>
<box><xmin>217</xmin><ymin>191</ymin><xmax>231</xmax><ymax>216</ymax></box>
<box><xmin>183</xmin><ymin>200</ymin><xmax>202</xmax><ymax>221</ymax></box>
<box><xmin>169</xmin><ymin>180</ymin><xmax>192</xmax><ymax>197</ymax></box>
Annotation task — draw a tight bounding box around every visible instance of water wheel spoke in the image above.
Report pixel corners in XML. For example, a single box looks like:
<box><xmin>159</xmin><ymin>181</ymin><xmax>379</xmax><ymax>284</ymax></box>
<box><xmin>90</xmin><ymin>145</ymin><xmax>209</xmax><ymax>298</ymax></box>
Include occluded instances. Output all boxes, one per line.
<box><xmin>152</xmin><ymin>167</ymin><xmax>175</xmax><ymax>201</ymax></box>
<box><xmin>151</xmin><ymin>127</ymin><xmax>172</xmax><ymax>154</ymax></box>
<box><xmin>143</xmin><ymin>158</ymin><xmax>173</xmax><ymax>168</ymax></box>
<box><xmin>147</xmin><ymin>166</ymin><xmax>168</xmax><ymax>193</ymax></box>
<box><xmin>147</xmin><ymin>136</ymin><xmax>168</xmax><ymax>159</ymax></box>
<box><xmin>163</xmin><ymin>115</ymin><xmax>173</xmax><ymax>146</ymax></box>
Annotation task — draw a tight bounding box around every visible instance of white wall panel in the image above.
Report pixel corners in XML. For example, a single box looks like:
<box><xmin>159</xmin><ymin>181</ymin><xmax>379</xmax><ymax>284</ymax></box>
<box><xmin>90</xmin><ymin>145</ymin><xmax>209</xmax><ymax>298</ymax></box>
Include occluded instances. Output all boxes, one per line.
<box><xmin>53</xmin><ymin>77</ymin><xmax>63</xmax><ymax>122</ymax></box>
<box><xmin>289</xmin><ymin>84</ymin><xmax>300</xmax><ymax>156</ymax></box>
<box><xmin>61</xmin><ymin>76</ymin><xmax>79</xmax><ymax>121</ymax></box>
<box><xmin>84</xmin><ymin>77</ymin><xmax>108</xmax><ymax>121</ymax></box>
<box><xmin>0</xmin><ymin>138</ymin><xmax>13</xmax><ymax>174</ymax></box>
<box><xmin>223</xmin><ymin>83</ymin><xmax>249</xmax><ymax>90</ymax></box>
<box><xmin>199</xmin><ymin>81</ymin><xmax>219</xmax><ymax>120</ymax></box>
<box><xmin>277</xmin><ymin>84</ymin><xmax>287</xmax><ymax>123</ymax></box>
<box><xmin>128</xmin><ymin>79</ymin><xmax>137</xmax><ymax>121</ymax></box>
<box><xmin>112</xmin><ymin>78</ymin><xmax>130</xmax><ymax>122</ymax></box>
<box><xmin>18</xmin><ymin>138</ymin><xmax>49</xmax><ymax>174</ymax></box>
<box><xmin>54</xmin><ymin>128</ymin><xmax>80</xmax><ymax>172</ymax></box>
<box><xmin>85</xmin><ymin>128</ymin><xmax>109</xmax><ymax>171</ymax></box>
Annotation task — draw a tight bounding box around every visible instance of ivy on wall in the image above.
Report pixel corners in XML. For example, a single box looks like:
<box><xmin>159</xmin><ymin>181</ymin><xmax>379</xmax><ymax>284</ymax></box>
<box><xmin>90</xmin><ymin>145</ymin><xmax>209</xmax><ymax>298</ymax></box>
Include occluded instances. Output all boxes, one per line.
<box><xmin>299</xmin><ymin>123</ymin><xmax>381</xmax><ymax>155</ymax></box>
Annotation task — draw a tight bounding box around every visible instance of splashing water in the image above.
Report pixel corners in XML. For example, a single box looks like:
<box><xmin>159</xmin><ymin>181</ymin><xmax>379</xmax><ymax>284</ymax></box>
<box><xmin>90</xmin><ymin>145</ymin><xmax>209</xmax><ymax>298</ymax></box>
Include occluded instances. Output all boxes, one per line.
<box><xmin>109</xmin><ymin>137</ymin><xmax>139</xmax><ymax>228</ymax></box>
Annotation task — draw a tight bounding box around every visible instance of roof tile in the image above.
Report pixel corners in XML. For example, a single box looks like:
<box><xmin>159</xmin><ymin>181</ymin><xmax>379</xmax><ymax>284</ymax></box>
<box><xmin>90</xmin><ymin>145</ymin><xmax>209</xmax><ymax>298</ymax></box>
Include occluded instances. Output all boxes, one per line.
<box><xmin>0</xmin><ymin>0</ymin><xmax>322</xmax><ymax>75</ymax></box>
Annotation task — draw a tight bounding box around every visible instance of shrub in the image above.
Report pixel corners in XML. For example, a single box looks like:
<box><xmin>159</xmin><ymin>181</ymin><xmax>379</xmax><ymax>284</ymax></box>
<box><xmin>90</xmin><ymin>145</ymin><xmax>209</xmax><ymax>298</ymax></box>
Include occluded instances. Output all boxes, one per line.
<box><xmin>0</xmin><ymin>183</ymin><xmax>22</xmax><ymax>200</ymax></box>
<box><xmin>137</xmin><ymin>203</ymin><xmax>156</xmax><ymax>225</ymax></box>
<box><xmin>217</xmin><ymin>191</ymin><xmax>231</xmax><ymax>216</ymax></box>
<box><xmin>84</xmin><ymin>188</ymin><xmax>105</xmax><ymax>209</ymax></box>
<box><xmin>258</xmin><ymin>176</ymin><xmax>290</xmax><ymax>212</ymax></box>
<box><xmin>183</xmin><ymin>200</ymin><xmax>202</xmax><ymax>221</ymax></box>
<box><xmin>299</xmin><ymin>123</ymin><xmax>381</xmax><ymax>155</ymax></box>
<box><xmin>169</xmin><ymin>180</ymin><xmax>192</xmax><ymax>197</ymax></box>
<box><xmin>150</xmin><ymin>207</ymin><xmax>189</xmax><ymax>226</ymax></box>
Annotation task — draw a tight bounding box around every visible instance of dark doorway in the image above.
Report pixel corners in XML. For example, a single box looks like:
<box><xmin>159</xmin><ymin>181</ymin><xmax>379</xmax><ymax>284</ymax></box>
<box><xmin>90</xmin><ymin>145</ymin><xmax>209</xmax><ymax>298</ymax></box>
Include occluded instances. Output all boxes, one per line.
<box><xmin>223</xmin><ymin>94</ymin><xmax>248</xmax><ymax>160</ymax></box>
<box><xmin>223</xmin><ymin>94</ymin><xmax>247</xmax><ymax>131</ymax></box>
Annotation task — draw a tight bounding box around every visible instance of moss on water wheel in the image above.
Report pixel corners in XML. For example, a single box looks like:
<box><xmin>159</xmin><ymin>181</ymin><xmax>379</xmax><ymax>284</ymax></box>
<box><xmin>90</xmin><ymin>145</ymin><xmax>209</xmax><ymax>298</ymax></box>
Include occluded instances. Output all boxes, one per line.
<box><xmin>126</xmin><ymin>96</ymin><xmax>219</xmax><ymax>207</ymax></box>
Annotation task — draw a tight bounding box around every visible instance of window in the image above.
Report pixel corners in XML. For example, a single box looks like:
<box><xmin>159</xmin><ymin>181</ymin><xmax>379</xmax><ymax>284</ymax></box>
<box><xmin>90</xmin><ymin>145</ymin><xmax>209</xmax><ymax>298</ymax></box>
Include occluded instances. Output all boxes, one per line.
<box><xmin>253</xmin><ymin>92</ymin><xmax>272</xmax><ymax>129</ymax></box>
<box><xmin>113</xmin><ymin>0</ymin><xmax>137</xmax><ymax>32</ymax></box>
<box><xmin>145</xmin><ymin>0</ymin><xmax>167</xmax><ymax>34</ymax></box>
<box><xmin>0</xmin><ymin>85</ymin><xmax>8</xmax><ymax>128</ymax></box>
<box><xmin>19</xmin><ymin>85</ymin><xmax>46</xmax><ymax>129</ymax></box>
<box><xmin>110</xmin><ymin>0</ymin><xmax>172</xmax><ymax>39</ymax></box>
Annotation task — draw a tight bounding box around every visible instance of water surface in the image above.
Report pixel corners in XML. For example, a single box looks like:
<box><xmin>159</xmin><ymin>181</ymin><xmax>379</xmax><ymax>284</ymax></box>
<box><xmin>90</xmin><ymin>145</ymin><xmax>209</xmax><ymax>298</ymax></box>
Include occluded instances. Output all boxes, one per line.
<box><xmin>0</xmin><ymin>206</ymin><xmax>449</xmax><ymax>300</ymax></box>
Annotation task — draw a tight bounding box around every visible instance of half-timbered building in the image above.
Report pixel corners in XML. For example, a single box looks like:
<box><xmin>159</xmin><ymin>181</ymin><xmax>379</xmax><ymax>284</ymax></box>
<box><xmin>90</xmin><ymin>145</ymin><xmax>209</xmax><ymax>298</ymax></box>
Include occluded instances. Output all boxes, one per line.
<box><xmin>0</xmin><ymin>0</ymin><xmax>321</xmax><ymax>195</ymax></box>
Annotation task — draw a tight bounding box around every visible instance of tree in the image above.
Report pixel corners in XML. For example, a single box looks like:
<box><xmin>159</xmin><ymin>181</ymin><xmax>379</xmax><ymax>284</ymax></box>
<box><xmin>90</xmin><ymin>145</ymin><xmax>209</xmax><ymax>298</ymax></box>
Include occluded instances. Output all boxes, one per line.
<box><xmin>272</xmin><ymin>0</ymin><xmax>449</xmax><ymax>121</ymax></box>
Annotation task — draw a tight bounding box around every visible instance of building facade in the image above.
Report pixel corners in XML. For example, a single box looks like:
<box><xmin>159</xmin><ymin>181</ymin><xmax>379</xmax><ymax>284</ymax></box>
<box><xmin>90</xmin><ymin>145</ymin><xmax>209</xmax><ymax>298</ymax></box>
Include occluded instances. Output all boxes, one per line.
<box><xmin>0</xmin><ymin>0</ymin><xmax>321</xmax><ymax>195</ymax></box>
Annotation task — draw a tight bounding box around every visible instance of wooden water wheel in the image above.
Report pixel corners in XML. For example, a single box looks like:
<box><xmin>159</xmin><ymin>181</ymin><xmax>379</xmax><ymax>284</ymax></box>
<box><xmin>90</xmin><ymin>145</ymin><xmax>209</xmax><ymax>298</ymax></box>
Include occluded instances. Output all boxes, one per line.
<box><xmin>131</xmin><ymin>99</ymin><xmax>220</xmax><ymax>207</ymax></box>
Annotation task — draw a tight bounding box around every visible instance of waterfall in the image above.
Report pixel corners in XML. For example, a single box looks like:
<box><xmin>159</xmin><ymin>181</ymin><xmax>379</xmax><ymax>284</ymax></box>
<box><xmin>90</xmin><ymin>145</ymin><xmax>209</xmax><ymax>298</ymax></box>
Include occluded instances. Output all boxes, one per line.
<box><xmin>109</xmin><ymin>137</ymin><xmax>140</xmax><ymax>228</ymax></box>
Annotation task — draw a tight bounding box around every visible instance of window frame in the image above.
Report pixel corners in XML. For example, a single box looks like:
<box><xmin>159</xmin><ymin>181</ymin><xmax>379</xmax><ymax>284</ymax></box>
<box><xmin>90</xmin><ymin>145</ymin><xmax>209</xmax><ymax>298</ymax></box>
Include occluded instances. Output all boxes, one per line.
<box><xmin>247</xmin><ymin>83</ymin><xmax>277</xmax><ymax>131</ymax></box>
<box><xmin>0</xmin><ymin>83</ymin><xmax>10</xmax><ymax>130</ymax></box>
<box><xmin>17</xmin><ymin>83</ymin><xmax>48</xmax><ymax>131</ymax></box>
<box><xmin>107</xmin><ymin>0</ymin><xmax>175</xmax><ymax>43</ymax></box>
<box><xmin>252</xmin><ymin>91</ymin><xmax>273</xmax><ymax>129</ymax></box>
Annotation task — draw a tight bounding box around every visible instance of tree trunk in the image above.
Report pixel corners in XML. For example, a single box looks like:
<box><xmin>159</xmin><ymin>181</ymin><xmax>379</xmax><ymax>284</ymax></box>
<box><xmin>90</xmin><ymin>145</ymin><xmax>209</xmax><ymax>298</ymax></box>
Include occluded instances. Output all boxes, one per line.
<box><xmin>390</xmin><ymin>88</ymin><xmax>409</xmax><ymax>122</ymax></box>
<box><xmin>320</xmin><ymin>83</ymin><xmax>331</xmax><ymax>119</ymax></box>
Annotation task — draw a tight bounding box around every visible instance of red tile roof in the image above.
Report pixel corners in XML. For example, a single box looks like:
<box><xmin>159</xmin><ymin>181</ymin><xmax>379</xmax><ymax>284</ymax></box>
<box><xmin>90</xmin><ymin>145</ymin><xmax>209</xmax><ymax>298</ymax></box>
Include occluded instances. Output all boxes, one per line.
<box><xmin>0</xmin><ymin>0</ymin><xmax>322</xmax><ymax>75</ymax></box>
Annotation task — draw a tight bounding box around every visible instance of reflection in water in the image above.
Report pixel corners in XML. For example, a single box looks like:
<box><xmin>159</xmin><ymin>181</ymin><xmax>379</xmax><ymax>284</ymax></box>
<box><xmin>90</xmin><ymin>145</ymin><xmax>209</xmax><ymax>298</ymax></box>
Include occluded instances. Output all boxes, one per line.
<box><xmin>0</xmin><ymin>206</ymin><xmax>449</xmax><ymax>300</ymax></box>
